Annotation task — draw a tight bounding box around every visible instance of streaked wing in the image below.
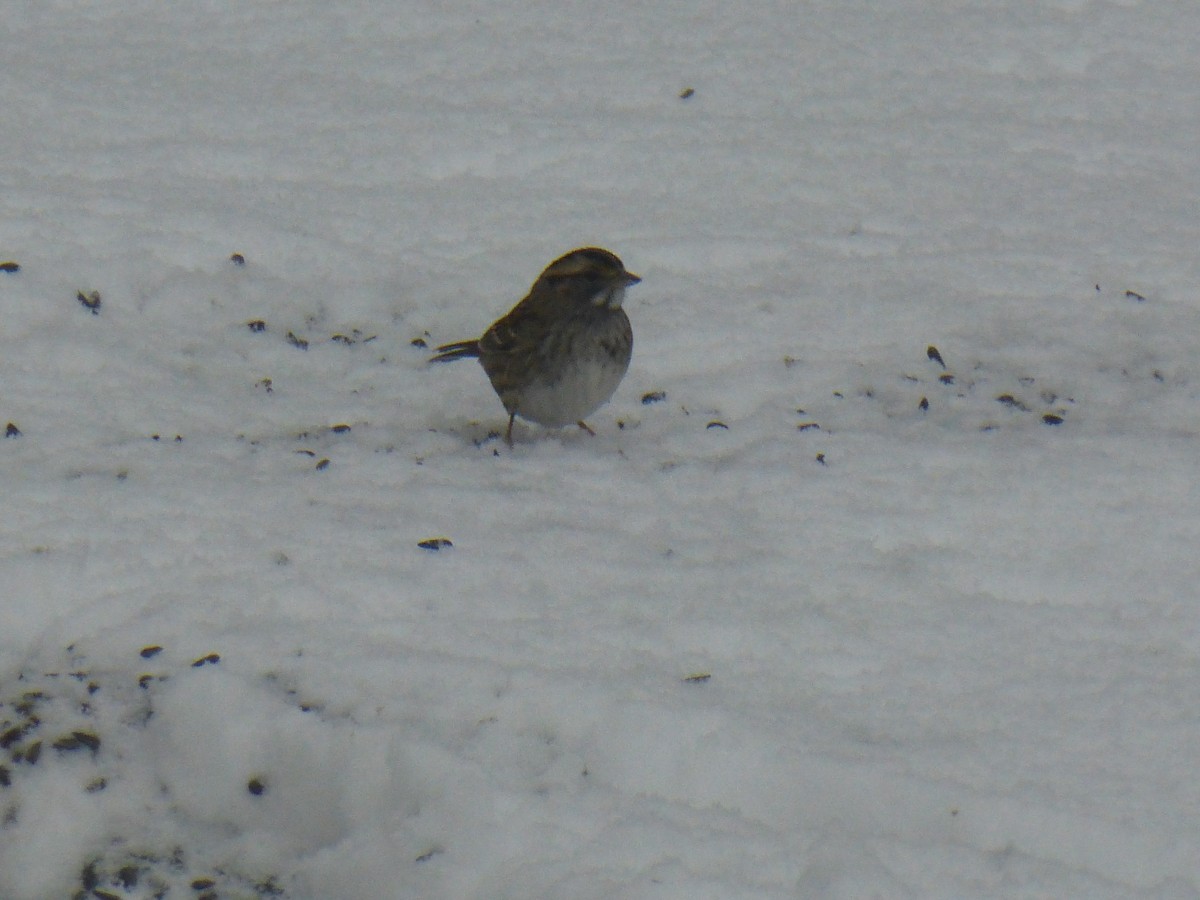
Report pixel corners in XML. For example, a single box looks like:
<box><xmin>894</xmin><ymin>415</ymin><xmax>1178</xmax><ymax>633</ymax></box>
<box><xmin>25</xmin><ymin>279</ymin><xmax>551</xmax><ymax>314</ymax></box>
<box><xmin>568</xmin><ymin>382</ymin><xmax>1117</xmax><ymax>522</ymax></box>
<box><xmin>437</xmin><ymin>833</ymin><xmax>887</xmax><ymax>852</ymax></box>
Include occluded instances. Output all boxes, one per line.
<box><xmin>477</xmin><ymin>301</ymin><xmax>552</xmax><ymax>403</ymax></box>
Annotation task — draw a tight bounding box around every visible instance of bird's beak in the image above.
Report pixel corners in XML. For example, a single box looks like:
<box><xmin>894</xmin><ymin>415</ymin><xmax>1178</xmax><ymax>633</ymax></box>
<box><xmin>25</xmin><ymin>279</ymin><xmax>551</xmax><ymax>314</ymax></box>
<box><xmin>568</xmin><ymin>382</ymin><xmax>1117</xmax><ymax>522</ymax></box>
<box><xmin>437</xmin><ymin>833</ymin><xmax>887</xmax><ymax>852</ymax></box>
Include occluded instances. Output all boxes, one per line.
<box><xmin>625</xmin><ymin>272</ymin><xmax>642</xmax><ymax>286</ymax></box>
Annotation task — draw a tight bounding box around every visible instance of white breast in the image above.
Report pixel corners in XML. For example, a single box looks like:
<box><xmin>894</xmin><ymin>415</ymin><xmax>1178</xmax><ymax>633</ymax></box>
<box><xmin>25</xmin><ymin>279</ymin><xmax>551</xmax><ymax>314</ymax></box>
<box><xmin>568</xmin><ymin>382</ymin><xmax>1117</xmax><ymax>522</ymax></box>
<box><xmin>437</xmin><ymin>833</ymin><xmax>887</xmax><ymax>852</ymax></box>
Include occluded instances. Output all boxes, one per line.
<box><xmin>513</xmin><ymin>309</ymin><xmax>632</xmax><ymax>428</ymax></box>
<box><xmin>515</xmin><ymin>350</ymin><xmax>630</xmax><ymax>427</ymax></box>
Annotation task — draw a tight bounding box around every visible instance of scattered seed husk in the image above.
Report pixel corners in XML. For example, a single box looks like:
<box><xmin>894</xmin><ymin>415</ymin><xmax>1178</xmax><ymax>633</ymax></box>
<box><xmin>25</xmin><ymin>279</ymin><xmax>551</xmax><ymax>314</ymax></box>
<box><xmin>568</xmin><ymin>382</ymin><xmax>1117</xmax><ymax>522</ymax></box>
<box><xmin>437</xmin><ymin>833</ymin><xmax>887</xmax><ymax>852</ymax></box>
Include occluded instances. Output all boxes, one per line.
<box><xmin>417</xmin><ymin>538</ymin><xmax>453</xmax><ymax>551</ymax></box>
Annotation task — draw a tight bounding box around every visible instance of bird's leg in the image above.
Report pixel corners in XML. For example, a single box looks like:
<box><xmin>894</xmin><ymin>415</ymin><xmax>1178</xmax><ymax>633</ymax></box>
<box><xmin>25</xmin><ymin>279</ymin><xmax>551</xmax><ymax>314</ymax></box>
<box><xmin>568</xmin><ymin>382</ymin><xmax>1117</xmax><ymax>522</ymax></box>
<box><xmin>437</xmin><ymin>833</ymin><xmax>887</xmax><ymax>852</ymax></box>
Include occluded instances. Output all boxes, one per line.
<box><xmin>577</xmin><ymin>420</ymin><xmax>596</xmax><ymax>436</ymax></box>
<box><xmin>505</xmin><ymin>413</ymin><xmax>516</xmax><ymax>446</ymax></box>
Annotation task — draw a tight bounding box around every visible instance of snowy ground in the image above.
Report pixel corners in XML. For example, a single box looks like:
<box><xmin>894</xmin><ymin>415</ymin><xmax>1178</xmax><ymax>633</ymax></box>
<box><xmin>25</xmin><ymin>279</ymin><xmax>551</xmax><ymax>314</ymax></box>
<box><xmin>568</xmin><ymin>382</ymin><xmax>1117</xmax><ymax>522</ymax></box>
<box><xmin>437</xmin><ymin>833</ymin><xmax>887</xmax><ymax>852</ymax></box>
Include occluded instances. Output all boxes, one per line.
<box><xmin>2</xmin><ymin>1</ymin><xmax>1199</xmax><ymax>897</ymax></box>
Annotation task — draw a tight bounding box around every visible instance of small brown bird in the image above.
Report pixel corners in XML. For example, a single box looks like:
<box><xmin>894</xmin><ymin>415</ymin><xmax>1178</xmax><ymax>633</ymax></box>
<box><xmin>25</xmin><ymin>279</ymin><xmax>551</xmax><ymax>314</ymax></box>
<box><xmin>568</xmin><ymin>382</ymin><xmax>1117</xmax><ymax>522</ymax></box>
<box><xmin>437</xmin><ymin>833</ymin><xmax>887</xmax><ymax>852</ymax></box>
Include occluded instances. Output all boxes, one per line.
<box><xmin>431</xmin><ymin>247</ymin><xmax>640</xmax><ymax>445</ymax></box>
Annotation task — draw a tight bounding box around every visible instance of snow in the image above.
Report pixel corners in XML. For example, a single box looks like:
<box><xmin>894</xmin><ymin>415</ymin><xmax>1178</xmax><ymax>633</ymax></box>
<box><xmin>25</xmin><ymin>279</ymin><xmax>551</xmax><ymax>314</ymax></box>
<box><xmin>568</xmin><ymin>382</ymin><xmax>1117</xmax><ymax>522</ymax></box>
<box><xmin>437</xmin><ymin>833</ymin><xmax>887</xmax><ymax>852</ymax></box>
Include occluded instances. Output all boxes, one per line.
<box><xmin>2</xmin><ymin>1</ymin><xmax>1199</xmax><ymax>897</ymax></box>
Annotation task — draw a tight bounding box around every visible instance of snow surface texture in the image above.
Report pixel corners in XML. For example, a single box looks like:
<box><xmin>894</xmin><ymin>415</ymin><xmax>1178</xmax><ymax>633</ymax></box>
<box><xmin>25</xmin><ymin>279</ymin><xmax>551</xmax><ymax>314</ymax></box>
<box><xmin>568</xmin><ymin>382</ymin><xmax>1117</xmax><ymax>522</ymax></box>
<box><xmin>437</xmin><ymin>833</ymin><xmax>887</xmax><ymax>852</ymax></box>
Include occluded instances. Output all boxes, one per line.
<box><xmin>2</xmin><ymin>2</ymin><xmax>1198</xmax><ymax>898</ymax></box>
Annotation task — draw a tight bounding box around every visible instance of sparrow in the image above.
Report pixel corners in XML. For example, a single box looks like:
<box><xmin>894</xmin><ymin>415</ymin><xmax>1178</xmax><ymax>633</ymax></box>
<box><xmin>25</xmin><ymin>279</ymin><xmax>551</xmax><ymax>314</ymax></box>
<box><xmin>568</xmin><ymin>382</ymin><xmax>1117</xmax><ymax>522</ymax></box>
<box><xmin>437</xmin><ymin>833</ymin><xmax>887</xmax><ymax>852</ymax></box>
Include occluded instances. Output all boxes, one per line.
<box><xmin>431</xmin><ymin>247</ymin><xmax>639</xmax><ymax>445</ymax></box>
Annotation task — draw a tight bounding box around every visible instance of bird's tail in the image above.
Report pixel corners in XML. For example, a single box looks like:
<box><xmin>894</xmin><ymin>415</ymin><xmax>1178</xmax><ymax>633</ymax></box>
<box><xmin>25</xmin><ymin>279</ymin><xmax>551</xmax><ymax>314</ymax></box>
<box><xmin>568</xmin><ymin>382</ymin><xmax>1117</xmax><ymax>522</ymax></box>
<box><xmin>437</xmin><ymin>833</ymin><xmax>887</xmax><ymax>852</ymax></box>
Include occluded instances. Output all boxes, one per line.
<box><xmin>429</xmin><ymin>339</ymin><xmax>481</xmax><ymax>363</ymax></box>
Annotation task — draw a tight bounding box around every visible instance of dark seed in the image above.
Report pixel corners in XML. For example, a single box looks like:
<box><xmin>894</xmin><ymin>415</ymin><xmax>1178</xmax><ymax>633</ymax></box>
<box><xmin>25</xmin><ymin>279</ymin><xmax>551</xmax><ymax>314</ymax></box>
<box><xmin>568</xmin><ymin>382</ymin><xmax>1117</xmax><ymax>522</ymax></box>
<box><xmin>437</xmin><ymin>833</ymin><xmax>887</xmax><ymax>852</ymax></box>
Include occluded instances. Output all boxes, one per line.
<box><xmin>1124</xmin><ymin>289</ymin><xmax>1146</xmax><ymax>302</ymax></box>
<box><xmin>192</xmin><ymin>878</ymin><xmax>216</xmax><ymax>890</ymax></box>
<box><xmin>140</xmin><ymin>645</ymin><xmax>163</xmax><ymax>659</ymax></box>
<box><xmin>4</xmin><ymin>423</ymin><xmax>18</xmax><ymax>438</ymax></box>
<box><xmin>415</xmin><ymin>847</ymin><xmax>442</xmax><ymax>863</ymax></box>
<box><xmin>418</xmin><ymin>538</ymin><xmax>453</xmax><ymax>551</ymax></box>
<box><xmin>51</xmin><ymin>734</ymin><xmax>79</xmax><ymax>752</ymax></box>
<box><xmin>247</xmin><ymin>320</ymin><xmax>266</xmax><ymax>333</ymax></box>
<box><xmin>679</xmin><ymin>87</ymin><xmax>695</xmax><ymax>99</ymax></box>
<box><xmin>0</xmin><ymin>765</ymin><xmax>10</xmax><ymax>786</ymax></box>
<box><xmin>117</xmin><ymin>865</ymin><xmax>139</xmax><ymax>889</ymax></box>
<box><xmin>331</xmin><ymin>424</ymin><xmax>351</xmax><ymax>433</ymax></box>
<box><xmin>285</xmin><ymin>331</ymin><xmax>309</xmax><ymax>350</ymax></box>
<box><xmin>77</xmin><ymin>290</ymin><xmax>101</xmax><ymax>313</ymax></box>
<box><xmin>815</xmin><ymin>453</ymin><xmax>826</xmax><ymax>465</ymax></box>
<box><xmin>247</xmin><ymin>777</ymin><xmax>266</xmax><ymax>796</ymax></box>
<box><xmin>926</xmin><ymin>345</ymin><xmax>946</xmax><ymax>368</ymax></box>
<box><xmin>641</xmin><ymin>391</ymin><xmax>667</xmax><ymax>404</ymax></box>
<box><xmin>0</xmin><ymin>261</ymin><xmax>19</xmax><ymax>273</ymax></box>
<box><xmin>796</xmin><ymin>422</ymin><xmax>820</xmax><ymax>432</ymax></box>
<box><xmin>315</xmin><ymin>458</ymin><xmax>331</xmax><ymax>471</ymax></box>
<box><xmin>706</xmin><ymin>421</ymin><xmax>728</xmax><ymax>430</ymax></box>
<box><xmin>24</xmin><ymin>740</ymin><xmax>42</xmax><ymax>765</ymax></box>
<box><xmin>410</xmin><ymin>337</ymin><xmax>428</xmax><ymax>348</ymax></box>
<box><xmin>230</xmin><ymin>253</ymin><xmax>246</xmax><ymax>265</ymax></box>
<box><xmin>86</xmin><ymin>777</ymin><xmax>107</xmax><ymax>793</ymax></box>
<box><xmin>0</xmin><ymin>726</ymin><xmax>23</xmax><ymax>748</ymax></box>
<box><xmin>683</xmin><ymin>673</ymin><xmax>711</xmax><ymax>683</ymax></box>
<box><xmin>53</xmin><ymin>732</ymin><xmax>100</xmax><ymax>753</ymax></box>
<box><xmin>918</xmin><ymin>397</ymin><xmax>929</xmax><ymax>411</ymax></box>
<box><xmin>1042</xmin><ymin>414</ymin><xmax>1064</xmax><ymax>425</ymax></box>
<box><xmin>938</xmin><ymin>374</ymin><xmax>954</xmax><ymax>385</ymax></box>
<box><xmin>995</xmin><ymin>394</ymin><xmax>1030</xmax><ymax>411</ymax></box>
